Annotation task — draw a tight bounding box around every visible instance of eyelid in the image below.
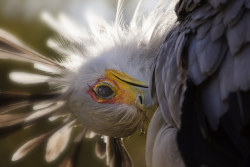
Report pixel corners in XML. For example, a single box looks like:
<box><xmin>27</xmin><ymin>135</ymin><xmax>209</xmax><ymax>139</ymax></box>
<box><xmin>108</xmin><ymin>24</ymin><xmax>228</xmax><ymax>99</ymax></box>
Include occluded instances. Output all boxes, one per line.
<box><xmin>95</xmin><ymin>82</ymin><xmax>115</xmax><ymax>91</ymax></box>
<box><xmin>98</xmin><ymin>81</ymin><xmax>114</xmax><ymax>87</ymax></box>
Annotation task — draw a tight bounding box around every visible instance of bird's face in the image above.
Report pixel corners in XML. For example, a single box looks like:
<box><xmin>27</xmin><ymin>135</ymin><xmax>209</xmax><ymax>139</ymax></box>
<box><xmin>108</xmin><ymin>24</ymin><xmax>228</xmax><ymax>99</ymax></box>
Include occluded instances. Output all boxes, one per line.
<box><xmin>87</xmin><ymin>69</ymin><xmax>147</xmax><ymax>111</ymax></box>
<box><xmin>66</xmin><ymin>49</ymin><xmax>156</xmax><ymax>137</ymax></box>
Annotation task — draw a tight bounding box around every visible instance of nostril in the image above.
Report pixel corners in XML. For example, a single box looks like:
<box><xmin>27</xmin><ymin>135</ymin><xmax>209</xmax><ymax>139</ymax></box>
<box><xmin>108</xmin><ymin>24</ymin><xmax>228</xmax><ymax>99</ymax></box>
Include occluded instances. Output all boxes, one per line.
<box><xmin>139</xmin><ymin>95</ymin><xmax>143</xmax><ymax>104</ymax></box>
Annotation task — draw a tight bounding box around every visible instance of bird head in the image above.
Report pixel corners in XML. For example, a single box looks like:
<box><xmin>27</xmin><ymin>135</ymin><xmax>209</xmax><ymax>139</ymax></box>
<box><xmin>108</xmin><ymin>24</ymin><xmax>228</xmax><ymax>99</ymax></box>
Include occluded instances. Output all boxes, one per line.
<box><xmin>65</xmin><ymin>44</ymin><xmax>157</xmax><ymax>137</ymax></box>
<box><xmin>41</xmin><ymin>0</ymin><xmax>176</xmax><ymax>137</ymax></box>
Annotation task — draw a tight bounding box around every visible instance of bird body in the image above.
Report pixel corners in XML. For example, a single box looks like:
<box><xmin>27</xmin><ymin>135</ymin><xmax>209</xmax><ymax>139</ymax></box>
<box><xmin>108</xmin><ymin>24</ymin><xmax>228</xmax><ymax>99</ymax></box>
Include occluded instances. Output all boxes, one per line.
<box><xmin>1</xmin><ymin>0</ymin><xmax>250</xmax><ymax>166</ymax></box>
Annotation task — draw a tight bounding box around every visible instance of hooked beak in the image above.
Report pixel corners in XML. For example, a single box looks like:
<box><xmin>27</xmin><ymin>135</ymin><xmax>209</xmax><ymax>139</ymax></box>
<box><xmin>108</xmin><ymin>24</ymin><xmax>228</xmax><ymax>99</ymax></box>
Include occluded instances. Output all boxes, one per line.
<box><xmin>106</xmin><ymin>70</ymin><xmax>157</xmax><ymax>112</ymax></box>
<box><xmin>110</xmin><ymin>70</ymin><xmax>148</xmax><ymax>88</ymax></box>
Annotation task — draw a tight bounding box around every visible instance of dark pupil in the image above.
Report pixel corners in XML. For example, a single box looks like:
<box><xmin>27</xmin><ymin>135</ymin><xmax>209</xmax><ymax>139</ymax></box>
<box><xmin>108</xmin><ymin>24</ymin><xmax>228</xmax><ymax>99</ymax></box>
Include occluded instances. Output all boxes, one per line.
<box><xmin>96</xmin><ymin>85</ymin><xmax>114</xmax><ymax>98</ymax></box>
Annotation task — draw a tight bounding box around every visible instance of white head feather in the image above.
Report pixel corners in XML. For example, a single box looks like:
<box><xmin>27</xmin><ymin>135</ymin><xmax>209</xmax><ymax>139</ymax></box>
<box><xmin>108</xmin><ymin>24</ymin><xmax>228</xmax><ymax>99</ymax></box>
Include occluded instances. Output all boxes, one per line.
<box><xmin>40</xmin><ymin>0</ymin><xmax>177</xmax><ymax>137</ymax></box>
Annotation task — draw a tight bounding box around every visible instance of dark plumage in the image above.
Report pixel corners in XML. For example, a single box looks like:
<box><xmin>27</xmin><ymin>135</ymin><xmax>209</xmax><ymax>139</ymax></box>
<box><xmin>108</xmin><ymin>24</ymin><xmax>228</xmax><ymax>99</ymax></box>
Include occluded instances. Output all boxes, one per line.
<box><xmin>149</xmin><ymin>0</ymin><xmax>250</xmax><ymax>166</ymax></box>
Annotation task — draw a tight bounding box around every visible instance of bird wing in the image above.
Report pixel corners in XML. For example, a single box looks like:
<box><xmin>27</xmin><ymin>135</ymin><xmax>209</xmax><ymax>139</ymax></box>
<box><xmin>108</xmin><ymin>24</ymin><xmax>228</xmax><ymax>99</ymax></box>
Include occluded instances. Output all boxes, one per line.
<box><xmin>149</xmin><ymin>0</ymin><xmax>250</xmax><ymax>166</ymax></box>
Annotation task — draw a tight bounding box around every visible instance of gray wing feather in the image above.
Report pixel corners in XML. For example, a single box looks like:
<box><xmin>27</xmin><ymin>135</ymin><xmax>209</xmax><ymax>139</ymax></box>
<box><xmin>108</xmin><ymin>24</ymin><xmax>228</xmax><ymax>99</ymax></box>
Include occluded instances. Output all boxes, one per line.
<box><xmin>154</xmin><ymin>42</ymin><xmax>176</xmax><ymax>126</ymax></box>
<box><xmin>146</xmin><ymin>109</ymin><xmax>163</xmax><ymax>167</ymax></box>
<box><xmin>223</xmin><ymin>0</ymin><xmax>244</xmax><ymax>26</ymax></box>
<box><xmin>152</xmin><ymin>123</ymin><xmax>183</xmax><ymax>167</ymax></box>
<box><xmin>149</xmin><ymin>0</ymin><xmax>250</xmax><ymax>166</ymax></box>
<box><xmin>184</xmin><ymin>0</ymin><xmax>250</xmax><ymax>129</ymax></box>
<box><xmin>154</xmin><ymin>29</ymin><xmax>187</xmax><ymax>128</ymax></box>
<box><xmin>146</xmin><ymin>110</ymin><xmax>184</xmax><ymax>167</ymax></box>
<box><xmin>227</xmin><ymin>10</ymin><xmax>250</xmax><ymax>54</ymax></box>
<box><xmin>211</xmin><ymin>11</ymin><xmax>226</xmax><ymax>41</ymax></box>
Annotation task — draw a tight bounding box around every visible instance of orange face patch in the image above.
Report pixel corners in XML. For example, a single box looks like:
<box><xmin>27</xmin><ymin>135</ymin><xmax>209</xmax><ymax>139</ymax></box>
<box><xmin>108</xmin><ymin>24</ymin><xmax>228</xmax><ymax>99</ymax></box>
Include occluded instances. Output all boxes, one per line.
<box><xmin>87</xmin><ymin>70</ymin><xmax>147</xmax><ymax>106</ymax></box>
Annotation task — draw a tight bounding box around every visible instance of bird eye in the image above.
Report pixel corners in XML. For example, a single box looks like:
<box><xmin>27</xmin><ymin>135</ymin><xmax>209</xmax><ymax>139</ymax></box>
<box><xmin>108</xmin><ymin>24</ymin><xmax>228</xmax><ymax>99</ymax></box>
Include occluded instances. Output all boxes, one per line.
<box><xmin>96</xmin><ymin>85</ymin><xmax>114</xmax><ymax>99</ymax></box>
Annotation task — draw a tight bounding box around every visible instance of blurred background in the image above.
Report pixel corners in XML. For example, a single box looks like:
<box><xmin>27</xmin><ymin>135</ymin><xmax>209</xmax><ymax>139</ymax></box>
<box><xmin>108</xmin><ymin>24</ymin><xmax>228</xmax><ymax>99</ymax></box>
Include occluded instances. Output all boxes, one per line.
<box><xmin>0</xmin><ymin>0</ymin><xmax>158</xmax><ymax>166</ymax></box>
